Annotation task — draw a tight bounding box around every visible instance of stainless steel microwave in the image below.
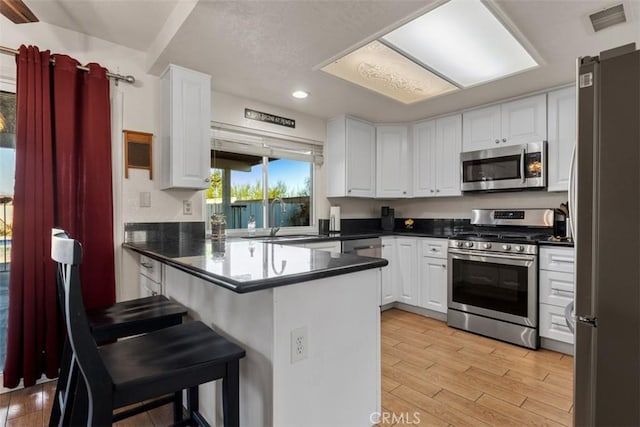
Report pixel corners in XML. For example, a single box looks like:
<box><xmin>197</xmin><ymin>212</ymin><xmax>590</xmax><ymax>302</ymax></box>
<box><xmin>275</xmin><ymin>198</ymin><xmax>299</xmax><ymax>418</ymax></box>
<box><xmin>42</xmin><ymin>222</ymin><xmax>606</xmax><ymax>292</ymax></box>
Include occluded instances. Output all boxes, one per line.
<box><xmin>460</xmin><ymin>142</ymin><xmax>546</xmax><ymax>192</ymax></box>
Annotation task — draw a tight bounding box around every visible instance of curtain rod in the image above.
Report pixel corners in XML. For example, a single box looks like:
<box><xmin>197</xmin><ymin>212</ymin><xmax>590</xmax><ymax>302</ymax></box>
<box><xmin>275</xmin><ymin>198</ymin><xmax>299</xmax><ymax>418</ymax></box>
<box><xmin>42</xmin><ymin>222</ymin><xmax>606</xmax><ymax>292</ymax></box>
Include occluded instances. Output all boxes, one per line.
<box><xmin>0</xmin><ymin>45</ymin><xmax>135</xmax><ymax>85</ymax></box>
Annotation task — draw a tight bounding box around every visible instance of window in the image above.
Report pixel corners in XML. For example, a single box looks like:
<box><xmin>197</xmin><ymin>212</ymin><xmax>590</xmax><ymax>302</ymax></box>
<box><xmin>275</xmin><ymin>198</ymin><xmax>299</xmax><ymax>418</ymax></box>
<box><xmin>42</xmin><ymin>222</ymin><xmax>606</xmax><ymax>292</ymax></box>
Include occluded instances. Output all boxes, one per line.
<box><xmin>205</xmin><ymin>126</ymin><xmax>321</xmax><ymax>234</ymax></box>
<box><xmin>0</xmin><ymin>87</ymin><xmax>15</xmax><ymax>268</ymax></box>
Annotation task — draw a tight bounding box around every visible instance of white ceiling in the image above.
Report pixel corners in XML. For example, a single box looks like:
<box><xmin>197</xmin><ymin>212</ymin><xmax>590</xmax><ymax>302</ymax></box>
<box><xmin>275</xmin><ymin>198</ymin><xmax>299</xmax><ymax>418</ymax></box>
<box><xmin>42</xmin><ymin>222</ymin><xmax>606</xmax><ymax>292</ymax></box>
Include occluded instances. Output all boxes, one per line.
<box><xmin>23</xmin><ymin>0</ymin><xmax>640</xmax><ymax>122</ymax></box>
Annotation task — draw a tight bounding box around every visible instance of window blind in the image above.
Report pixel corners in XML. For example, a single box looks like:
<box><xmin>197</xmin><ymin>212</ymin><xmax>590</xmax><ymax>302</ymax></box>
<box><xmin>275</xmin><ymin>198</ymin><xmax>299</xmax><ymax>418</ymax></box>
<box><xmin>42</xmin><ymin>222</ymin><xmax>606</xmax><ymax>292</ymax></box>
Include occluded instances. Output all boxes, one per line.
<box><xmin>210</xmin><ymin>123</ymin><xmax>324</xmax><ymax>165</ymax></box>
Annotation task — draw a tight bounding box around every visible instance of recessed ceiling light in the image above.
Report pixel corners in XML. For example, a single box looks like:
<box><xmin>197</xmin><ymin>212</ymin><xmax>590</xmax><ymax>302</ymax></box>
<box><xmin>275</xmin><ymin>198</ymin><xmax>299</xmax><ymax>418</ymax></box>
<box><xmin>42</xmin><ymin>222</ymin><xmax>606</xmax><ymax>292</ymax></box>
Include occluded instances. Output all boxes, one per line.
<box><xmin>381</xmin><ymin>0</ymin><xmax>538</xmax><ymax>87</ymax></box>
<box><xmin>292</xmin><ymin>90</ymin><xmax>309</xmax><ymax>99</ymax></box>
<box><xmin>321</xmin><ymin>40</ymin><xmax>458</xmax><ymax>104</ymax></box>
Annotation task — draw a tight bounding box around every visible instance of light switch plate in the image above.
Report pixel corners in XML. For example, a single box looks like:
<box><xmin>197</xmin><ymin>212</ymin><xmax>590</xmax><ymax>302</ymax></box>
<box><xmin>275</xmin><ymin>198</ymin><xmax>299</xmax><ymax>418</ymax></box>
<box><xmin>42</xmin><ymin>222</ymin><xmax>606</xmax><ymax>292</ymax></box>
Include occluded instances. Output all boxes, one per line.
<box><xmin>139</xmin><ymin>192</ymin><xmax>151</xmax><ymax>207</ymax></box>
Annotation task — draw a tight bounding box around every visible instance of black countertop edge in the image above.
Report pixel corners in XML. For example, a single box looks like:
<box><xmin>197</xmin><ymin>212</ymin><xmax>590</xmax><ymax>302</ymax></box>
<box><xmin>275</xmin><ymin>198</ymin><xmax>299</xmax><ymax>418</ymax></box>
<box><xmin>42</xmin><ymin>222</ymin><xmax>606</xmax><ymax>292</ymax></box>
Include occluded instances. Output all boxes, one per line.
<box><xmin>124</xmin><ymin>243</ymin><xmax>388</xmax><ymax>294</ymax></box>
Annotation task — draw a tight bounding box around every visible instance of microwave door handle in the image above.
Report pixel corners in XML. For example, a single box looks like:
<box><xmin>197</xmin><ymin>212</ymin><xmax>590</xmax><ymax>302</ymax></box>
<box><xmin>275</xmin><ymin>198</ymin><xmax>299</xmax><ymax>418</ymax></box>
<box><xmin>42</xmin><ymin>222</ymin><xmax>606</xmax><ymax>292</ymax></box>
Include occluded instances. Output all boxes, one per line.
<box><xmin>520</xmin><ymin>147</ymin><xmax>526</xmax><ymax>183</ymax></box>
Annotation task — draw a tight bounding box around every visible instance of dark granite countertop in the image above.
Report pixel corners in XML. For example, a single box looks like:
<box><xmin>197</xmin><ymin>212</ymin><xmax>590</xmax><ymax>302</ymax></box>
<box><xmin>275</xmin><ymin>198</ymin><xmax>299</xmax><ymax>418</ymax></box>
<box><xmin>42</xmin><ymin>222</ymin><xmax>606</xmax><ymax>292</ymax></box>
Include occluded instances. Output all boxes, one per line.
<box><xmin>124</xmin><ymin>239</ymin><xmax>388</xmax><ymax>294</ymax></box>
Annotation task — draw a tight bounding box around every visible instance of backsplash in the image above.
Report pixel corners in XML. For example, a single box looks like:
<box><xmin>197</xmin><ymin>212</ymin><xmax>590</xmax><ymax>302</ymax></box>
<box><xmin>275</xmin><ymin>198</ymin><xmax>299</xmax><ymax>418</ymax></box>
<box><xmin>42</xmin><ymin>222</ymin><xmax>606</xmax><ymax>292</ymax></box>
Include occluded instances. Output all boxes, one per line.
<box><xmin>124</xmin><ymin>222</ymin><xmax>205</xmax><ymax>243</ymax></box>
<box><xmin>329</xmin><ymin>191</ymin><xmax>568</xmax><ymax>219</ymax></box>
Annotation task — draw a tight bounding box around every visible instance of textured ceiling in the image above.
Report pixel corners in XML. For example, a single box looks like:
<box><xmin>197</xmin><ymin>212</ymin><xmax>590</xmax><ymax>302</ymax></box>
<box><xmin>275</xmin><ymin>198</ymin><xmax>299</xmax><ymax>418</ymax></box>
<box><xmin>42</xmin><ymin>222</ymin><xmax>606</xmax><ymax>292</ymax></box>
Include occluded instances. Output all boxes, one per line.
<box><xmin>25</xmin><ymin>0</ymin><xmax>640</xmax><ymax>122</ymax></box>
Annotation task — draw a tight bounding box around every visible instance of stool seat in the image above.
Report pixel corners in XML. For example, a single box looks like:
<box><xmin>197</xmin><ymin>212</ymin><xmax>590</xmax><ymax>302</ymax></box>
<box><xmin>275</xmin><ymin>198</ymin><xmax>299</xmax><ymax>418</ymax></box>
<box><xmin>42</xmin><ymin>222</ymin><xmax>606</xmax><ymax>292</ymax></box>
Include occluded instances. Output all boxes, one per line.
<box><xmin>100</xmin><ymin>321</ymin><xmax>245</xmax><ymax>408</ymax></box>
<box><xmin>87</xmin><ymin>295</ymin><xmax>187</xmax><ymax>342</ymax></box>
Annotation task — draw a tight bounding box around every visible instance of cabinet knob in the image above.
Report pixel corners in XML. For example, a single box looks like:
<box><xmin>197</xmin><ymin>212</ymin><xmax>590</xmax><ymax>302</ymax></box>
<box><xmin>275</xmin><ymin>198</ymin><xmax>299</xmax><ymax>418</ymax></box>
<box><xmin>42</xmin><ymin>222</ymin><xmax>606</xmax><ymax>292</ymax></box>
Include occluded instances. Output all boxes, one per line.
<box><xmin>204</xmin><ymin>177</ymin><xmax>211</xmax><ymax>183</ymax></box>
<box><xmin>442</xmin><ymin>264</ymin><xmax>446</xmax><ymax>268</ymax></box>
<box><xmin>431</xmin><ymin>248</ymin><xmax>437</xmax><ymax>252</ymax></box>
<box><xmin>502</xmin><ymin>138</ymin><xmax>507</xmax><ymax>143</ymax></box>
<box><xmin>430</xmin><ymin>189</ymin><xmax>434</xmax><ymax>193</ymax></box>
<box><xmin>141</xmin><ymin>262</ymin><xmax>153</xmax><ymax>269</ymax></box>
<box><xmin>495</xmin><ymin>139</ymin><xmax>500</xmax><ymax>144</ymax></box>
<box><xmin>348</xmin><ymin>189</ymin><xmax>352</xmax><ymax>193</ymax></box>
<box><xmin>436</xmin><ymin>189</ymin><xmax>440</xmax><ymax>193</ymax></box>
<box><xmin>403</xmin><ymin>191</ymin><xmax>407</xmax><ymax>195</ymax></box>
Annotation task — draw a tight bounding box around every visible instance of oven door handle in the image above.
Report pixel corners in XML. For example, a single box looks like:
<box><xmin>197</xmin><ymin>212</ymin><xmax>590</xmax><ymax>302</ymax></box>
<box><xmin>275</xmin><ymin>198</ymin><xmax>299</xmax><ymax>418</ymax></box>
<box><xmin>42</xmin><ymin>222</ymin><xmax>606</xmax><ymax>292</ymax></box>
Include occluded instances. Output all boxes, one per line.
<box><xmin>449</xmin><ymin>249</ymin><xmax>536</xmax><ymax>263</ymax></box>
<box><xmin>520</xmin><ymin>147</ymin><xmax>526</xmax><ymax>183</ymax></box>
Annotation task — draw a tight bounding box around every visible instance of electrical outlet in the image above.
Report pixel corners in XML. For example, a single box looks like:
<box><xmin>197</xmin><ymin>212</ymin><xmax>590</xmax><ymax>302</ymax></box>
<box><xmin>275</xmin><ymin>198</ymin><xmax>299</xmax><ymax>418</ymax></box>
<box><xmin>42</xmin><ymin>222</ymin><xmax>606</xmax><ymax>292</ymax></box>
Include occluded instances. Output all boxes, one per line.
<box><xmin>290</xmin><ymin>326</ymin><xmax>308</xmax><ymax>363</ymax></box>
<box><xmin>182</xmin><ymin>200</ymin><xmax>192</xmax><ymax>215</ymax></box>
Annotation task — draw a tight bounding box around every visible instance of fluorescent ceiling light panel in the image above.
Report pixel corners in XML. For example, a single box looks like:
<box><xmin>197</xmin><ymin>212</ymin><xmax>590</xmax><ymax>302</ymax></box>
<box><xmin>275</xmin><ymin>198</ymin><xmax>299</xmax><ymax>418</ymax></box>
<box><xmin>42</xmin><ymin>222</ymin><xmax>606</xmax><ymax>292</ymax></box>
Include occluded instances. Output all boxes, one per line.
<box><xmin>321</xmin><ymin>41</ymin><xmax>458</xmax><ymax>104</ymax></box>
<box><xmin>381</xmin><ymin>0</ymin><xmax>538</xmax><ymax>87</ymax></box>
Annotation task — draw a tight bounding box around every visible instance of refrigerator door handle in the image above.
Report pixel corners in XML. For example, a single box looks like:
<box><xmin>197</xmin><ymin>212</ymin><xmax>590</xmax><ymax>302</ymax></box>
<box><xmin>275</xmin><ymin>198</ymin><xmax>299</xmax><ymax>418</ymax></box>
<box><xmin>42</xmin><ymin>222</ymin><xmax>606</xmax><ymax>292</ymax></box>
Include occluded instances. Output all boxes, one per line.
<box><xmin>568</xmin><ymin>144</ymin><xmax>577</xmax><ymax>240</ymax></box>
<box><xmin>577</xmin><ymin>315</ymin><xmax>598</xmax><ymax>327</ymax></box>
<box><xmin>564</xmin><ymin>301</ymin><xmax>576</xmax><ymax>333</ymax></box>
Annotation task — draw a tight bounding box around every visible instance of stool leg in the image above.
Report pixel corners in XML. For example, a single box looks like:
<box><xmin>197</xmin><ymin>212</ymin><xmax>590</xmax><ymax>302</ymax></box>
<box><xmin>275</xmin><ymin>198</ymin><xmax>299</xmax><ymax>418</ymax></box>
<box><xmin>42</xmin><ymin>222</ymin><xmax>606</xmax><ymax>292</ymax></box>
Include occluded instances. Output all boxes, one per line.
<box><xmin>173</xmin><ymin>391</ymin><xmax>183</xmax><ymax>423</ymax></box>
<box><xmin>187</xmin><ymin>386</ymin><xmax>199</xmax><ymax>417</ymax></box>
<box><xmin>222</xmin><ymin>361</ymin><xmax>240</xmax><ymax>427</ymax></box>
<box><xmin>49</xmin><ymin>340</ymin><xmax>73</xmax><ymax>427</ymax></box>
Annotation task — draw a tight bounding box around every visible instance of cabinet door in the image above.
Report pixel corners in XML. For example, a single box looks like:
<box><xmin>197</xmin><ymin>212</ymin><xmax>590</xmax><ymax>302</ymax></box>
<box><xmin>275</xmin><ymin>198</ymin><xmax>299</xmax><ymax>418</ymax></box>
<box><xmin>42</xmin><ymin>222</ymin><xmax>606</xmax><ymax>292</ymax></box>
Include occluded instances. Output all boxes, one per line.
<box><xmin>420</xmin><ymin>256</ymin><xmax>448</xmax><ymax>313</ymax></box>
<box><xmin>412</xmin><ymin>120</ymin><xmax>437</xmax><ymax>197</ymax></box>
<box><xmin>346</xmin><ymin>118</ymin><xmax>376</xmax><ymax>197</ymax></box>
<box><xmin>395</xmin><ymin>238</ymin><xmax>418</xmax><ymax>306</ymax></box>
<box><xmin>376</xmin><ymin>126</ymin><xmax>410</xmax><ymax>198</ymax></box>
<box><xmin>540</xmin><ymin>304</ymin><xmax>574</xmax><ymax>344</ymax></box>
<box><xmin>326</xmin><ymin>117</ymin><xmax>347</xmax><ymax>197</ymax></box>
<box><xmin>435</xmin><ymin>114</ymin><xmax>462</xmax><ymax>197</ymax></box>
<box><xmin>462</xmin><ymin>105</ymin><xmax>501</xmax><ymax>152</ymax></box>
<box><xmin>547</xmin><ymin>87</ymin><xmax>576</xmax><ymax>192</ymax></box>
<box><xmin>501</xmin><ymin>94</ymin><xmax>547</xmax><ymax>146</ymax></box>
<box><xmin>162</xmin><ymin>65</ymin><xmax>211</xmax><ymax>189</ymax></box>
<box><xmin>381</xmin><ymin>238</ymin><xmax>396</xmax><ymax>305</ymax></box>
<box><xmin>304</xmin><ymin>241</ymin><xmax>341</xmax><ymax>253</ymax></box>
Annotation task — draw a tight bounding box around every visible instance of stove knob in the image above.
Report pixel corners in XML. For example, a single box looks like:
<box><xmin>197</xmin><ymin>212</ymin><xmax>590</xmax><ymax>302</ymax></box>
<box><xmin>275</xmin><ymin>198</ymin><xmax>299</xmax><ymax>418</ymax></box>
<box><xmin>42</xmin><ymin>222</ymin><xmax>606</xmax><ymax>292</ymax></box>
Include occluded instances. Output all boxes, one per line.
<box><xmin>482</xmin><ymin>243</ymin><xmax>492</xmax><ymax>249</ymax></box>
<box><xmin>515</xmin><ymin>245</ymin><xmax>525</xmax><ymax>252</ymax></box>
<box><xmin>502</xmin><ymin>244</ymin><xmax>512</xmax><ymax>251</ymax></box>
<box><xmin>455</xmin><ymin>241</ymin><xmax>463</xmax><ymax>248</ymax></box>
<box><xmin>464</xmin><ymin>242</ymin><xmax>474</xmax><ymax>248</ymax></box>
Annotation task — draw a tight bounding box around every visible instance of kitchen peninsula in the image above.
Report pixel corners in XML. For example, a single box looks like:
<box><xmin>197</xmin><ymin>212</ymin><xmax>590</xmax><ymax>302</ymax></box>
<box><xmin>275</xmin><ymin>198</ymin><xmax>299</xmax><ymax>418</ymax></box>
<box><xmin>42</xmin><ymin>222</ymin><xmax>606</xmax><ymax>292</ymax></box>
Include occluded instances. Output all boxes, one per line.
<box><xmin>124</xmin><ymin>236</ymin><xmax>387</xmax><ymax>427</ymax></box>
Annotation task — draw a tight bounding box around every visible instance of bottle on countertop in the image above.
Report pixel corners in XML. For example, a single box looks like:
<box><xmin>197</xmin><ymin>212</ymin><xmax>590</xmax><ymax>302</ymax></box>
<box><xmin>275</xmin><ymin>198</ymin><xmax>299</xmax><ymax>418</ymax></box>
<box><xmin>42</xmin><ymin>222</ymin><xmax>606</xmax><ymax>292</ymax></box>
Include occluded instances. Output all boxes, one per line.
<box><xmin>247</xmin><ymin>215</ymin><xmax>256</xmax><ymax>237</ymax></box>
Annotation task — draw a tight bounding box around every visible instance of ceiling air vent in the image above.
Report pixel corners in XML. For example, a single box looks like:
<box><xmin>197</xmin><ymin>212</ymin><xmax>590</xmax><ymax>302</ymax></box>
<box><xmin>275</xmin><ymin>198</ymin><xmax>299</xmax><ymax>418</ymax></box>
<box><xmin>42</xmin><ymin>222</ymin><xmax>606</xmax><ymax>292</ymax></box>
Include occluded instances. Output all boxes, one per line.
<box><xmin>589</xmin><ymin>4</ymin><xmax>626</xmax><ymax>32</ymax></box>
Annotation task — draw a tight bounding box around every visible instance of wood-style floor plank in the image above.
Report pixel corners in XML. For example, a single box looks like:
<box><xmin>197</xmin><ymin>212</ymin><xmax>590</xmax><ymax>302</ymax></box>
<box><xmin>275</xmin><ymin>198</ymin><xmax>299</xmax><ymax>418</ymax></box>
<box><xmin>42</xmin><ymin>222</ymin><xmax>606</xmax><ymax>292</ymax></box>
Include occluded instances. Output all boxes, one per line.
<box><xmin>381</xmin><ymin>309</ymin><xmax>574</xmax><ymax>427</ymax></box>
<box><xmin>391</xmin><ymin>385</ymin><xmax>492</xmax><ymax>427</ymax></box>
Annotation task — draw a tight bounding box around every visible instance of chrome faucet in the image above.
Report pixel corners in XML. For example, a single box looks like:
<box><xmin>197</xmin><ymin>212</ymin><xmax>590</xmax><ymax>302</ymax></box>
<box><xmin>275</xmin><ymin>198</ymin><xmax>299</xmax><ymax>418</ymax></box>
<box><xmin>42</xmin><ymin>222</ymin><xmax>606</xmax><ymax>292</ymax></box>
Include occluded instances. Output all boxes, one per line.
<box><xmin>269</xmin><ymin>197</ymin><xmax>287</xmax><ymax>236</ymax></box>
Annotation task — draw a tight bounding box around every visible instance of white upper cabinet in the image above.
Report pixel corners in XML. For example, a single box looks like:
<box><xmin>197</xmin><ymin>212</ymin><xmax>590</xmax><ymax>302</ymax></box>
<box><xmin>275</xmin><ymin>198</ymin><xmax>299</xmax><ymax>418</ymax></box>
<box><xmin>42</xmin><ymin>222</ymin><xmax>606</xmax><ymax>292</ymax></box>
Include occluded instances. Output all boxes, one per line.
<box><xmin>501</xmin><ymin>94</ymin><xmax>547</xmax><ymax>146</ymax></box>
<box><xmin>462</xmin><ymin>105</ymin><xmax>501</xmax><ymax>152</ymax></box>
<box><xmin>547</xmin><ymin>86</ymin><xmax>576</xmax><ymax>192</ymax></box>
<box><xmin>376</xmin><ymin>125</ymin><xmax>411</xmax><ymax>198</ymax></box>
<box><xmin>413</xmin><ymin>114</ymin><xmax>462</xmax><ymax>197</ymax></box>
<box><xmin>326</xmin><ymin>116</ymin><xmax>376</xmax><ymax>197</ymax></box>
<box><xmin>435</xmin><ymin>114</ymin><xmax>463</xmax><ymax>197</ymax></box>
<box><xmin>160</xmin><ymin>64</ymin><xmax>212</xmax><ymax>189</ymax></box>
<box><xmin>463</xmin><ymin>94</ymin><xmax>547</xmax><ymax>152</ymax></box>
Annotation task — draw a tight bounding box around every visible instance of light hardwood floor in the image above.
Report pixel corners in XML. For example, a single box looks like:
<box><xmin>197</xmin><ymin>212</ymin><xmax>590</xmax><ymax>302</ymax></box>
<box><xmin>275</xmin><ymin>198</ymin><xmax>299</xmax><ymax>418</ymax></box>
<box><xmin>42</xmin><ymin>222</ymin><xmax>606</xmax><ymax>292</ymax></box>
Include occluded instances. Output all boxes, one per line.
<box><xmin>0</xmin><ymin>308</ymin><xmax>574</xmax><ymax>426</ymax></box>
<box><xmin>379</xmin><ymin>308</ymin><xmax>574</xmax><ymax>426</ymax></box>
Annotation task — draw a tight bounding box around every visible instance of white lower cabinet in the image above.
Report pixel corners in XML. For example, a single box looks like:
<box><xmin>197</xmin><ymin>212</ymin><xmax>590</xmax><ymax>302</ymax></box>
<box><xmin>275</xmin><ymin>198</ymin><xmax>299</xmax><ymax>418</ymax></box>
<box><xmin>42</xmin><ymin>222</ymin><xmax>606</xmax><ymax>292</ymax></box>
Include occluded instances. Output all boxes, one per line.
<box><xmin>419</xmin><ymin>256</ymin><xmax>447</xmax><ymax>313</ymax></box>
<box><xmin>418</xmin><ymin>238</ymin><xmax>448</xmax><ymax>313</ymax></box>
<box><xmin>380</xmin><ymin>236</ymin><xmax>447</xmax><ymax>316</ymax></box>
<box><xmin>539</xmin><ymin>246</ymin><xmax>575</xmax><ymax>346</ymax></box>
<box><xmin>139</xmin><ymin>255</ymin><xmax>163</xmax><ymax>297</ymax></box>
<box><xmin>381</xmin><ymin>237</ymin><xmax>396</xmax><ymax>305</ymax></box>
<box><xmin>395</xmin><ymin>238</ymin><xmax>419</xmax><ymax>305</ymax></box>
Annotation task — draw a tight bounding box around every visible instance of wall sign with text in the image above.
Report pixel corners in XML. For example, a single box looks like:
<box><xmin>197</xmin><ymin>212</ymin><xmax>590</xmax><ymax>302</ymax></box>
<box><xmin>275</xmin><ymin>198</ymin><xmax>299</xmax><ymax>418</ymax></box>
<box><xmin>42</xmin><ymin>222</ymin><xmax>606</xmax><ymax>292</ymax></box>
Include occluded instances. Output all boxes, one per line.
<box><xmin>245</xmin><ymin>108</ymin><xmax>295</xmax><ymax>128</ymax></box>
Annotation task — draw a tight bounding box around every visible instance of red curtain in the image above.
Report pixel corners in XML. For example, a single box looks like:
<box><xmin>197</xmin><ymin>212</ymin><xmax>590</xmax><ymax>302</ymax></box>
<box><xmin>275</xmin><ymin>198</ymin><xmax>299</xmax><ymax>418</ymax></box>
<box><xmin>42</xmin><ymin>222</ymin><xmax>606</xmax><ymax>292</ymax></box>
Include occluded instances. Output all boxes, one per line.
<box><xmin>3</xmin><ymin>46</ymin><xmax>115</xmax><ymax>388</ymax></box>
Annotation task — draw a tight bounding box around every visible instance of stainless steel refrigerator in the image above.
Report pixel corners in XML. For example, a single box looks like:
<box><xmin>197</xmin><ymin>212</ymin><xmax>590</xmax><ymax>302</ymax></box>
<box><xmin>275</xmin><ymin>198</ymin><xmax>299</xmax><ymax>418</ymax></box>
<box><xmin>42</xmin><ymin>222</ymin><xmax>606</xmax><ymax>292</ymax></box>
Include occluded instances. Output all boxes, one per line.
<box><xmin>568</xmin><ymin>43</ymin><xmax>640</xmax><ymax>426</ymax></box>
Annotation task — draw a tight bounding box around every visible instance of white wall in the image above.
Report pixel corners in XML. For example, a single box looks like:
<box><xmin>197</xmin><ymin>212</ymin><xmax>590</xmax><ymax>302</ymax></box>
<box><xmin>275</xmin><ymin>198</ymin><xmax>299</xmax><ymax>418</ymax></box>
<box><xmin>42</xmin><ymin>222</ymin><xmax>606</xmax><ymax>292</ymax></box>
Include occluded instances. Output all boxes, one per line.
<box><xmin>1</xmin><ymin>20</ymin><xmax>329</xmax><ymax>300</ymax></box>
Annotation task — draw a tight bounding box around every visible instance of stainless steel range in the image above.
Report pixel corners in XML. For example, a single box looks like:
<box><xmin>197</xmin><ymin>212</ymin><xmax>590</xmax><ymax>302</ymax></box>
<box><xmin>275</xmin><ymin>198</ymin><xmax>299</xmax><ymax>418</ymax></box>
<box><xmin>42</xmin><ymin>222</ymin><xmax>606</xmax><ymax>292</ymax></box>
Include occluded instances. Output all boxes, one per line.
<box><xmin>447</xmin><ymin>208</ymin><xmax>556</xmax><ymax>349</ymax></box>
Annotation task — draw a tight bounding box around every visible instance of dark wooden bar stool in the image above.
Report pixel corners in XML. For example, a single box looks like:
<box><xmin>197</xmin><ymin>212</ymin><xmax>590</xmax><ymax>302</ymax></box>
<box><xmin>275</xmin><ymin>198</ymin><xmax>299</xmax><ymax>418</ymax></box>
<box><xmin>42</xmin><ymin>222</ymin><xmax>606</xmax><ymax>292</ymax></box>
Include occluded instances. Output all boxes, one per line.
<box><xmin>49</xmin><ymin>230</ymin><xmax>189</xmax><ymax>426</ymax></box>
<box><xmin>52</xmin><ymin>231</ymin><xmax>245</xmax><ymax>426</ymax></box>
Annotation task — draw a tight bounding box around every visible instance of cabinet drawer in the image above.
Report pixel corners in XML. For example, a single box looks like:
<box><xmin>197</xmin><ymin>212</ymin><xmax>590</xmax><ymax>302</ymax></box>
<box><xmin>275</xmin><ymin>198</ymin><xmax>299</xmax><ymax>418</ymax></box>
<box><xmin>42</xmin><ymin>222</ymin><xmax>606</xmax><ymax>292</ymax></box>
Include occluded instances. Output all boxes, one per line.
<box><xmin>539</xmin><ymin>247</ymin><xmax>575</xmax><ymax>273</ymax></box>
<box><xmin>540</xmin><ymin>270</ymin><xmax>574</xmax><ymax>307</ymax></box>
<box><xmin>540</xmin><ymin>303</ymin><xmax>574</xmax><ymax>344</ymax></box>
<box><xmin>140</xmin><ymin>274</ymin><xmax>162</xmax><ymax>297</ymax></box>
<box><xmin>421</xmin><ymin>238</ymin><xmax>447</xmax><ymax>259</ymax></box>
<box><xmin>139</xmin><ymin>255</ymin><xmax>162</xmax><ymax>283</ymax></box>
